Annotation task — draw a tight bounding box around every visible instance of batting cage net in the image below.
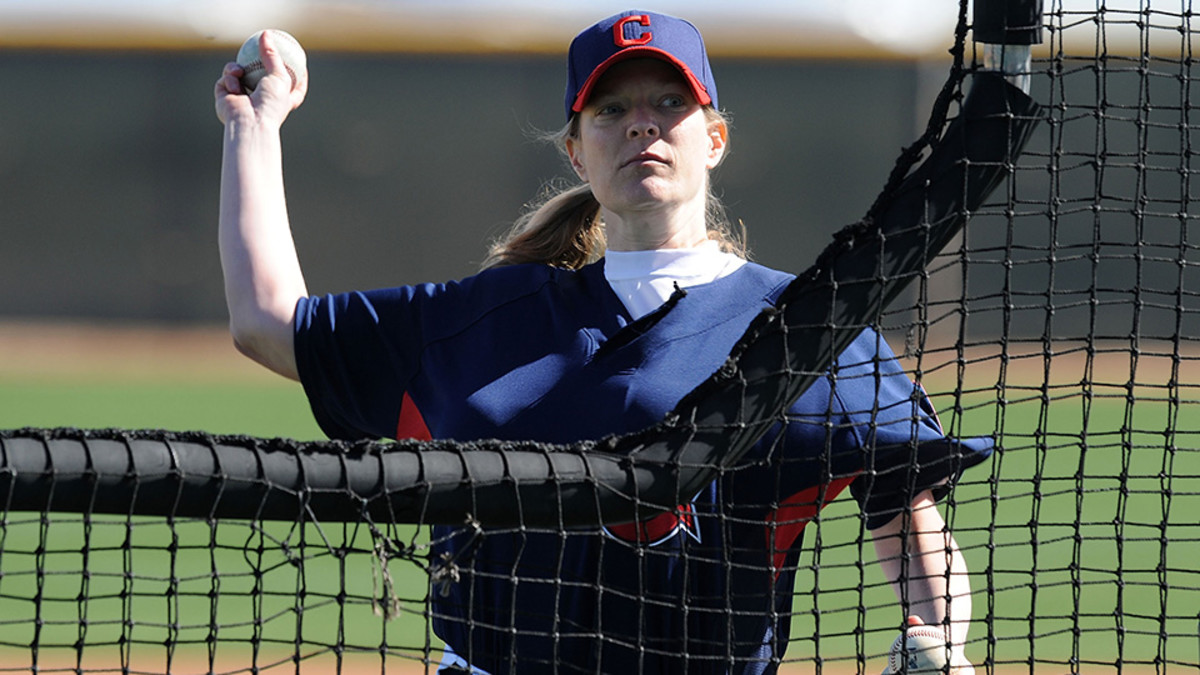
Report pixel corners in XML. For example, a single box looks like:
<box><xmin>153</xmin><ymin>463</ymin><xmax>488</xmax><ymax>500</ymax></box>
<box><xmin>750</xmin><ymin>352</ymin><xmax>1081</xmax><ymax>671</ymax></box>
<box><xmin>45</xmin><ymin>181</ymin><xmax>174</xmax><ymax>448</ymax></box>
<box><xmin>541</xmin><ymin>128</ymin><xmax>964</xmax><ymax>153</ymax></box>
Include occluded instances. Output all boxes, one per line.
<box><xmin>2</xmin><ymin>1</ymin><xmax>1198</xmax><ymax>672</ymax></box>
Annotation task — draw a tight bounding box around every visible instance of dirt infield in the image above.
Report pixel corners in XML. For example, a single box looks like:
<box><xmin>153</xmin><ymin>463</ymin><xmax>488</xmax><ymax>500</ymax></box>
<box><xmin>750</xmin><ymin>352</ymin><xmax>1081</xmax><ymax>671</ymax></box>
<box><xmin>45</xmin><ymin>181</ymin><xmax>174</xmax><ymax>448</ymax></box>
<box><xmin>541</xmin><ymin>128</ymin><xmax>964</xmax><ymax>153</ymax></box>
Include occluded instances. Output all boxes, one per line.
<box><xmin>0</xmin><ymin>650</ymin><xmax>438</xmax><ymax>674</ymax></box>
<box><xmin>0</xmin><ymin>651</ymin><xmax>1081</xmax><ymax>675</ymax></box>
<box><xmin>4</xmin><ymin>320</ymin><xmax>1194</xmax><ymax>392</ymax></box>
<box><xmin>898</xmin><ymin>338</ymin><xmax>1198</xmax><ymax>396</ymax></box>
<box><xmin>5</xmin><ymin>650</ymin><xmax>1160</xmax><ymax>674</ymax></box>
<box><xmin>0</xmin><ymin>320</ymin><xmax>277</xmax><ymax>383</ymax></box>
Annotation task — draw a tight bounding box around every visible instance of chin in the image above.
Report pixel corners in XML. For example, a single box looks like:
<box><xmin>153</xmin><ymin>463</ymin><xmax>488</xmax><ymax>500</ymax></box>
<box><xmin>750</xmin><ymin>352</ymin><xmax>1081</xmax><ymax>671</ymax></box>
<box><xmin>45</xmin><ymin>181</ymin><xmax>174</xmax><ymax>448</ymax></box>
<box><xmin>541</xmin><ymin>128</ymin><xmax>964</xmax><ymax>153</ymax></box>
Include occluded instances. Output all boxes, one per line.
<box><xmin>619</xmin><ymin>180</ymin><xmax>682</xmax><ymax>207</ymax></box>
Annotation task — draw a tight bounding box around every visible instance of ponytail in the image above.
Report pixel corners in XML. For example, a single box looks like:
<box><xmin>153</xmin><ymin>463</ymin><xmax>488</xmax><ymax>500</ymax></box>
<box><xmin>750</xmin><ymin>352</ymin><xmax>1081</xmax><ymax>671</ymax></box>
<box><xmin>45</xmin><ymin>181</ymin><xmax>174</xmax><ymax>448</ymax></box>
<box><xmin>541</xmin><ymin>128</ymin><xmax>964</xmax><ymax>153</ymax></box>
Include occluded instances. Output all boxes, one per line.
<box><xmin>482</xmin><ymin>182</ymin><xmax>605</xmax><ymax>270</ymax></box>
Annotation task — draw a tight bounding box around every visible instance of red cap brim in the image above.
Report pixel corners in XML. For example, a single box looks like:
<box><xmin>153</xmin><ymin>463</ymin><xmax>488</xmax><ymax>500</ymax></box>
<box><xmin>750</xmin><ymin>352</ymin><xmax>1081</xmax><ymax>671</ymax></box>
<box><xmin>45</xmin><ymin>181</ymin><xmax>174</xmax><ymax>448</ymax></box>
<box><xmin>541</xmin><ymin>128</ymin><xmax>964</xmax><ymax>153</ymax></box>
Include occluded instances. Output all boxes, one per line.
<box><xmin>569</xmin><ymin>47</ymin><xmax>713</xmax><ymax>115</ymax></box>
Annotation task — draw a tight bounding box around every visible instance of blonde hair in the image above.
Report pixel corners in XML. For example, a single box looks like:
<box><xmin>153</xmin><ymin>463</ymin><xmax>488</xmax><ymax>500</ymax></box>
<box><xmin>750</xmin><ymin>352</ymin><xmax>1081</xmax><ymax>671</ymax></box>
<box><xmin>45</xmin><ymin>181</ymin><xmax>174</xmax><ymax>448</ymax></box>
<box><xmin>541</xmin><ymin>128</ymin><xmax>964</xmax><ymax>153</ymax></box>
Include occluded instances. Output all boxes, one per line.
<box><xmin>483</xmin><ymin>107</ymin><xmax>745</xmax><ymax>270</ymax></box>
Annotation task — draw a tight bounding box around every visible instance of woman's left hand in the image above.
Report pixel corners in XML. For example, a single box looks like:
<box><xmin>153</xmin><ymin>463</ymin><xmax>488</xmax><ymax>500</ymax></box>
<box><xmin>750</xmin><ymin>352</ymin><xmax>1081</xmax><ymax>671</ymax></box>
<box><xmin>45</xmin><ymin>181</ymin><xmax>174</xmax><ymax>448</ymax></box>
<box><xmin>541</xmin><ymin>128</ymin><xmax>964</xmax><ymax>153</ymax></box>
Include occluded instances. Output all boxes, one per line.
<box><xmin>899</xmin><ymin>615</ymin><xmax>975</xmax><ymax>675</ymax></box>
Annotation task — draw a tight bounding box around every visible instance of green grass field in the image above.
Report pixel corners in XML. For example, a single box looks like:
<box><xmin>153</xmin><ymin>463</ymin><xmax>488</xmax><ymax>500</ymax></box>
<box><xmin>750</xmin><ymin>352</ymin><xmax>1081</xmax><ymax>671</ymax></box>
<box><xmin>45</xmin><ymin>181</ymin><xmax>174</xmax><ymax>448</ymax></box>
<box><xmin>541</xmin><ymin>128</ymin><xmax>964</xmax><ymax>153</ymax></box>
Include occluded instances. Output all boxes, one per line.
<box><xmin>0</xmin><ymin>368</ymin><xmax>440</xmax><ymax>672</ymax></box>
<box><xmin>789</xmin><ymin>382</ymin><xmax>1200</xmax><ymax>671</ymax></box>
<box><xmin>1</xmin><ymin>335</ymin><xmax>1198</xmax><ymax>672</ymax></box>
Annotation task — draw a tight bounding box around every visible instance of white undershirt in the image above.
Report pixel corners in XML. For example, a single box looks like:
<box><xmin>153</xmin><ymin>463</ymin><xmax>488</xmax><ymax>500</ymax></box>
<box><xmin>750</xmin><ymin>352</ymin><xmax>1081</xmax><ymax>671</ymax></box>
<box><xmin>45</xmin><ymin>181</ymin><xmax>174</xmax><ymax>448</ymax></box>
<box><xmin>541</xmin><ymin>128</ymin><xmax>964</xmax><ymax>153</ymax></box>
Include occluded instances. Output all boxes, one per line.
<box><xmin>604</xmin><ymin>240</ymin><xmax>747</xmax><ymax>320</ymax></box>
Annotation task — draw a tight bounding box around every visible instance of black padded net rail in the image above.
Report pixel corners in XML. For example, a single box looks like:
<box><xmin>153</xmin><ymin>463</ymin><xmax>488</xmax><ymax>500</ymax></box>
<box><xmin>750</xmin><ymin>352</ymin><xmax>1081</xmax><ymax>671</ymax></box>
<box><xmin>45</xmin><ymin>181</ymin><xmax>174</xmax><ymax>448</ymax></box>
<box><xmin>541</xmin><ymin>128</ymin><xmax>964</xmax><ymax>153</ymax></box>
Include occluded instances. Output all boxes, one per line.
<box><xmin>2</xmin><ymin>1</ymin><xmax>1198</xmax><ymax>673</ymax></box>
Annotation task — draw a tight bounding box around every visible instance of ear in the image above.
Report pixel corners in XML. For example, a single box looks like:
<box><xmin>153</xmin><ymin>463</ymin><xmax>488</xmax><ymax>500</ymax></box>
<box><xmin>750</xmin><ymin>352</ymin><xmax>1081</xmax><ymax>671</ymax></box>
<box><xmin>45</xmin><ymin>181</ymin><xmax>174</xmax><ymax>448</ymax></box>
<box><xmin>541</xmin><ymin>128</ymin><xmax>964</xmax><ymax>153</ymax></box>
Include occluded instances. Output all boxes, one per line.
<box><xmin>706</xmin><ymin>118</ymin><xmax>728</xmax><ymax>169</ymax></box>
<box><xmin>565</xmin><ymin>135</ymin><xmax>588</xmax><ymax>182</ymax></box>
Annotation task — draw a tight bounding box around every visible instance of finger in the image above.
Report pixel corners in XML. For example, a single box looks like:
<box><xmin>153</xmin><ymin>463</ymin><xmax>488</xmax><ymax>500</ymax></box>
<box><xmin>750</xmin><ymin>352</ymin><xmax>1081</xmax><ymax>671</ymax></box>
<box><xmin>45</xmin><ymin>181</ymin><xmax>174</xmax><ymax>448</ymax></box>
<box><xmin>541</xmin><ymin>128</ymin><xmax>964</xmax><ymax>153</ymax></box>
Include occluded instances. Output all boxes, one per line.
<box><xmin>290</xmin><ymin>66</ymin><xmax>309</xmax><ymax>106</ymax></box>
<box><xmin>904</xmin><ymin>615</ymin><xmax>924</xmax><ymax>627</ymax></box>
<box><xmin>217</xmin><ymin>62</ymin><xmax>246</xmax><ymax>95</ymax></box>
<box><xmin>257</xmin><ymin>31</ymin><xmax>292</xmax><ymax>88</ymax></box>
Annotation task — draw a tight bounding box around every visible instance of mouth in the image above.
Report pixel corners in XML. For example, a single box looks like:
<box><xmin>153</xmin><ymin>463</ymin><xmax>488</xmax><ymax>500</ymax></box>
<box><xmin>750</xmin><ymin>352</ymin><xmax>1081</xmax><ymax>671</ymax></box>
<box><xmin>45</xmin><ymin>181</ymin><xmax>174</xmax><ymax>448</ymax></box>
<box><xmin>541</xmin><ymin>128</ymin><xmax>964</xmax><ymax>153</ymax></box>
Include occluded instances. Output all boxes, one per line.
<box><xmin>623</xmin><ymin>152</ymin><xmax>670</xmax><ymax>168</ymax></box>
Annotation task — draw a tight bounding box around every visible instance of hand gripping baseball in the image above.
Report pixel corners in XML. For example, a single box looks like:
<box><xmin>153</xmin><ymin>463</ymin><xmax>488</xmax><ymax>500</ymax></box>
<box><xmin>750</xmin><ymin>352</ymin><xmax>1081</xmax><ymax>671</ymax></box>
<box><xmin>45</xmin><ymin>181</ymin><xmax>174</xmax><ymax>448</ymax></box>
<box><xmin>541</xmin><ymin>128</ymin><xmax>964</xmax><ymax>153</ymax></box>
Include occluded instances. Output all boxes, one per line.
<box><xmin>214</xmin><ymin>30</ymin><xmax>308</xmax><ymax>128</ymax></box>
<box><xmin>882</xmin><ymin>616</ymin><xmax>975</xmax><ymax>675</ymax></box>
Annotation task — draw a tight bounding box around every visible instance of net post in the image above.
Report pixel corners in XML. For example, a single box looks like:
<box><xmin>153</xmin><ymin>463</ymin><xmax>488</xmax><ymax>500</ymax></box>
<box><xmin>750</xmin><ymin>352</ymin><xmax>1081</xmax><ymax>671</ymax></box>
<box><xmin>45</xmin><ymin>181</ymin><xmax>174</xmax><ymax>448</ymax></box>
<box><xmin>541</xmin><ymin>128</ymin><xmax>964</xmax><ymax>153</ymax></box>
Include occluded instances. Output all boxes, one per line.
<box><xmin>972</xmin><ymin>0</ymin><xmax>1044</xmax><ymax>45</ymax></box>
<box><xmin>974</xmin><ymin>0</ymin><xmax>1043</xmax><ymax>94</ymax></box>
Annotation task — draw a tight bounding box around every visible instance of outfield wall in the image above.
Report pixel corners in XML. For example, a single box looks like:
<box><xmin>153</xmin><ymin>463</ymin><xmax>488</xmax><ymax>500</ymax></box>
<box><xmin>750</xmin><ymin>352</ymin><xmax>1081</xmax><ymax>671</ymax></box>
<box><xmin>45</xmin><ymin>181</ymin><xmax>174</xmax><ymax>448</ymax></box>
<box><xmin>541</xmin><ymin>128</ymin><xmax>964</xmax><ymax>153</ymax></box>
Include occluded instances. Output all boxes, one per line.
<box><xmin>0</xmin><ymin>49</ymin><xmax>932</xmax><ymax>322</ymax></box>
<box><xmin>1</xmin><ymin>45</ymin><xmax>1195</xmax><ymax>342</ymax></box>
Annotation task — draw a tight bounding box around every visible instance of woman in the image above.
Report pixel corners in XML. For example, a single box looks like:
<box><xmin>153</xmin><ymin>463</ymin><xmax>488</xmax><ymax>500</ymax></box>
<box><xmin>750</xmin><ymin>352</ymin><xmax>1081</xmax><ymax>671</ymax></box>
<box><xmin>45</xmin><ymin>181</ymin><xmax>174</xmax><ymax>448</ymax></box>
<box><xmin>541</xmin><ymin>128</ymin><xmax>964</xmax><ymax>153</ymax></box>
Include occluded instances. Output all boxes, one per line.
<box><xmin>215</xmin><ymin>10</ymin><xmax>1036</xmax><ymax>674</ymax></box>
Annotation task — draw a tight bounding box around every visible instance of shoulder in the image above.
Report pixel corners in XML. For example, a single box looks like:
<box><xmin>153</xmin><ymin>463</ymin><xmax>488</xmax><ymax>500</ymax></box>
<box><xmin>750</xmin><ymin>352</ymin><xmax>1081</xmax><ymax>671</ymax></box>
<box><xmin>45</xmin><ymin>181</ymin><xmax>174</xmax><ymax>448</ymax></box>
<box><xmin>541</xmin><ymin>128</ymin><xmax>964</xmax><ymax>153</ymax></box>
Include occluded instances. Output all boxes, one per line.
<box><xmin>296</xmin><ymin>262</ymin><xmax>608</xmax><ymax>333</ymax></box>
<box><xmin>730</xmin><ymin>261</ymin><xmax>795</xmax><ymax>303</ymax></box>
<box><xmin>364</xmin><ymin>263</ymin><xmax>580</xmax><ymax>314</ymax></box>
<box><xmin>452</xmin><ymin>261</ymin><xmax>610</xmax><ymax>311</ymax></box>
<box><xmin>445</xmin><ymin>262</ymin><xmax>561</xmax><ymax>296</ymax></box>
<box><xmin>738</xmin><ymin>261</ymin><xmax>794</xmax><ymax>284</ymax></box>
<box><xmin>294</xmin><ymin>263</ymin><xmax>572</xmax><ymax>343</ymax></box>
<box><xmin>654</xmin><ymin>260</ymin><xmax>795</xmax><ymax>328</ymax></box>
<box><xmin>390</xmin><ymin>262</ymin><xmax>617</xmax><ymax>340</ymax></box>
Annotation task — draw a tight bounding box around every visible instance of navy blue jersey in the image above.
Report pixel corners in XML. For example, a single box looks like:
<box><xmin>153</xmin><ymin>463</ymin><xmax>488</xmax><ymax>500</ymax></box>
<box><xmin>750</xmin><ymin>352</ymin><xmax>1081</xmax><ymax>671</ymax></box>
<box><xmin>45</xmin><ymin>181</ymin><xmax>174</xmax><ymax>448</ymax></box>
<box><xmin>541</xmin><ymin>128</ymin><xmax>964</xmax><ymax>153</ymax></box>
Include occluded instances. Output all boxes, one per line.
<box><xmin>294</xmin><ymin>260</ymin><xmax>991</xmax><ymax>674</ymax></box>
<box><xmin>293</xmin><ymin>71</ymin><xmax>1040</xmax><ymax>675</ymax></box>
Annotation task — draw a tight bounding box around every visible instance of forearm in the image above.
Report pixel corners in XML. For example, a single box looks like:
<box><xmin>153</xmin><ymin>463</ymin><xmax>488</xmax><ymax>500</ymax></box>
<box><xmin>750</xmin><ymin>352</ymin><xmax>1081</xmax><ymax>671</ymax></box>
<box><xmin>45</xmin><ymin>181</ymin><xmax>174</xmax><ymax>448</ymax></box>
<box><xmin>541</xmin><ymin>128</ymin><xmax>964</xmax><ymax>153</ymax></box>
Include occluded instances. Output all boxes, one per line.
<box><xmin>887</xmin><ymin>528</ymin><xmax>971</xmax><ymax>648</ymax></box>
<box><xmin>873</xmin><ymin>491</ymin><xmax>972</xmax><ymax>656</ymax></box>
<box><xmin>218</xmin><ymin>119</ymin><xmax>306</xmax><ymax>380</ymax></box>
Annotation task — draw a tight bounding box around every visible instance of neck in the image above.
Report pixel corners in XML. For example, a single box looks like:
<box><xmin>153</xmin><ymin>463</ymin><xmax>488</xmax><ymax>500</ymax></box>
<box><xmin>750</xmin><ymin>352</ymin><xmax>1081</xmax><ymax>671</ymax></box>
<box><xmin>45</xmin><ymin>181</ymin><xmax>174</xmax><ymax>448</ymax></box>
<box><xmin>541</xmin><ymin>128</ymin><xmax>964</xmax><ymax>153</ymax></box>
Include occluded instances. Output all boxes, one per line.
<box><xmin>603</xmin><ymin>199</ymin><xmax>709</xmax><ymax>251</ymax></box>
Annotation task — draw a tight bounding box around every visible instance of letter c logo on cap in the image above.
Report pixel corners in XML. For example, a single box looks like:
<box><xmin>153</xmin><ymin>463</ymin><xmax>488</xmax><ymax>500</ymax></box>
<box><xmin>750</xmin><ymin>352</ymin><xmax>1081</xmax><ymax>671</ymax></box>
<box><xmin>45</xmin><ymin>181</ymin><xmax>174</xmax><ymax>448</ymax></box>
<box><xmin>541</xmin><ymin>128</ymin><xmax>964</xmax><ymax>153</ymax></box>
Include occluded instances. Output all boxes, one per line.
<box><xmin>614</xmin><ymin>14</ymin><xmax>652</xmax><ymax>47</ymax></box>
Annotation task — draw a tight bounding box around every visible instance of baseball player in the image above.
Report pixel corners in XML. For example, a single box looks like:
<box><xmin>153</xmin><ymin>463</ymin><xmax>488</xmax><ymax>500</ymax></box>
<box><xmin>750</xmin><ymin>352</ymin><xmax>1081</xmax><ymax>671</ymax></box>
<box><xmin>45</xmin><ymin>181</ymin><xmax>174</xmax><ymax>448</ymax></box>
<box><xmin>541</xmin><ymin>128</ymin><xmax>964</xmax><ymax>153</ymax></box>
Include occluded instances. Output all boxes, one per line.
<box><xmin>215</xmin><ymin>9</ymin><xmax>1039</xmax><ymax>674</ymax></box>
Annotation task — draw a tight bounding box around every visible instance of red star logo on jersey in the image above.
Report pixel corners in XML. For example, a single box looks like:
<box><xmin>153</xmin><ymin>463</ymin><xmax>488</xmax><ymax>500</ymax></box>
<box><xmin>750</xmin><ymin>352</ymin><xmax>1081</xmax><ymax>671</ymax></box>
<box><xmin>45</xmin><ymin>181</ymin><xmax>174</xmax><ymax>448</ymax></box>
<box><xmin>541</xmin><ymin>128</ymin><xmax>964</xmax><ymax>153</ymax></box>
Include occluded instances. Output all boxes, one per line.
<box><xmin>603</xmin><ymin>500</ymin><xmax>702</xmax><ymax>547</ymax></box>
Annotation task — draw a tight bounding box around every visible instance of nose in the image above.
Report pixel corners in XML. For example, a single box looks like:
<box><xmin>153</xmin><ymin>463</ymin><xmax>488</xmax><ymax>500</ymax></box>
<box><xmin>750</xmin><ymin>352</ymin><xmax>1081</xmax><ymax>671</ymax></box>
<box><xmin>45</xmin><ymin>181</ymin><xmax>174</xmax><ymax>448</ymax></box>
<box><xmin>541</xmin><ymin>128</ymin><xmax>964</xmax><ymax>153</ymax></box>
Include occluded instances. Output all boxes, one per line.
<box><xmin>626</xmin><ymin>107</ymin><xmax>660</xmax><ymax>140</ymax></box>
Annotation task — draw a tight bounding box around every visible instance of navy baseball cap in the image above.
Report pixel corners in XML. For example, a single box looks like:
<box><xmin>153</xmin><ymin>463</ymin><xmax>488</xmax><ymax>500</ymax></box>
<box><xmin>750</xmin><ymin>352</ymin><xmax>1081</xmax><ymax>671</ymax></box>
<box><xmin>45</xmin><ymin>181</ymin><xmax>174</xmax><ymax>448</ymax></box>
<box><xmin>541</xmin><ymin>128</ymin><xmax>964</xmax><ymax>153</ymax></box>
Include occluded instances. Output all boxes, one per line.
<box><xmin>565</xmin><ymin>10</ymin><xmax>718</xmax><ymax>120</ymax></box>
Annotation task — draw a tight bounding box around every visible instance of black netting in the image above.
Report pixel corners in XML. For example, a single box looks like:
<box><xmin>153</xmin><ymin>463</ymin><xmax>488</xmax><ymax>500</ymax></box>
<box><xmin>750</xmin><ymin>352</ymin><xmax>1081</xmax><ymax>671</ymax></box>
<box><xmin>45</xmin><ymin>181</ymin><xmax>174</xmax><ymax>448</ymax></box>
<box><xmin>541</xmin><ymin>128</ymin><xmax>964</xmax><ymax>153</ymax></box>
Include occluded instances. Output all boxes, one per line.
<box><xmin>4</xmin><ymin>1</ymin><xmax>1198</xmax><ymax>672</ymax></box>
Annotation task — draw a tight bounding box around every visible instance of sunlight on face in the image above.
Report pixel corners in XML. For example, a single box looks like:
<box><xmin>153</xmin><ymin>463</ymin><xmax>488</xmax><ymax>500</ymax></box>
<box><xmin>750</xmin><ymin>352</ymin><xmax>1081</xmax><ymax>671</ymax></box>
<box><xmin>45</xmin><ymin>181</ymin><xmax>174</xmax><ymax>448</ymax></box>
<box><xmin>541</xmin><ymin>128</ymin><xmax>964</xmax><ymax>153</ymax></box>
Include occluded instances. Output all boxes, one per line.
<box><xmin>567</xmin><ymin>59</ymin><xmax>726</xmax><ymax>248</ymax></box>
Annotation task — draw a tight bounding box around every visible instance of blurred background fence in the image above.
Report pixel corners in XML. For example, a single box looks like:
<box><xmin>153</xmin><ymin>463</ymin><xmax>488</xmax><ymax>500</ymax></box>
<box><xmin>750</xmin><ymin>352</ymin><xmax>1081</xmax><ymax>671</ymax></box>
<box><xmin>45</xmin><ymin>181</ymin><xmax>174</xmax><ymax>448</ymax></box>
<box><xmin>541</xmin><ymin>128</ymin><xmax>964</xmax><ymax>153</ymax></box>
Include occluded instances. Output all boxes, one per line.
<box><xmin>0</xmin><ymin>0</ymin><xmax>1000</xmax><ymax>325</ymax></box>
<box><xmin>1</xmin><ymin>1</ymin><xmax>1190</xmax><ymax>351</ymax></box>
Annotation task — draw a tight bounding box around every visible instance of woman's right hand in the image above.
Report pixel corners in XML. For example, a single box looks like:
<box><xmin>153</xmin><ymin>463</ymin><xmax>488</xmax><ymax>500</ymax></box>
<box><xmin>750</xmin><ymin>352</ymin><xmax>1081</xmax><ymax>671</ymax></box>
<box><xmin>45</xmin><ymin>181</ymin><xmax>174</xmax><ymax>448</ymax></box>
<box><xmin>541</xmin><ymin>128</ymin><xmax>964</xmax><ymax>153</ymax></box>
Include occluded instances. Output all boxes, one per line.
<box><xmin>214</xmin><ymin>30</ymin><xmax>308</xmax><ymax>129</ymax></box>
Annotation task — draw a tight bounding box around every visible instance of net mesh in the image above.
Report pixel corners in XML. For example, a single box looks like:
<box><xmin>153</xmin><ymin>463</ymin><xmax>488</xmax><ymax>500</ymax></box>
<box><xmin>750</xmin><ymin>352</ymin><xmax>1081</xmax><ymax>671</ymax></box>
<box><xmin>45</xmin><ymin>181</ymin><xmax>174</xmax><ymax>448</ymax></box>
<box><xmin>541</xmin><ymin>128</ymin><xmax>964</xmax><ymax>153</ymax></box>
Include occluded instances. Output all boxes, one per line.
<box><xmin>3</xmin><ymin>1</ymin><xmax>1200</xmax><ymax>673</ymax></box>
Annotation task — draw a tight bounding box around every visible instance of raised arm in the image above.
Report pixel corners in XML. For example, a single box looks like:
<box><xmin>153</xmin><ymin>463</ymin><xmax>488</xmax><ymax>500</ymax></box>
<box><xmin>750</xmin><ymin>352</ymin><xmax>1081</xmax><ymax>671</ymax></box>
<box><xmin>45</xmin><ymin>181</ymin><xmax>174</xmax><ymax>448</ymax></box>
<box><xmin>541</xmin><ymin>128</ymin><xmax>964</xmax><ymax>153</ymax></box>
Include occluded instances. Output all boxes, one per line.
<box><xmin>214</xmin><ymin>31</ymin><xmax>310</xmax><ymax>380</ymax></box>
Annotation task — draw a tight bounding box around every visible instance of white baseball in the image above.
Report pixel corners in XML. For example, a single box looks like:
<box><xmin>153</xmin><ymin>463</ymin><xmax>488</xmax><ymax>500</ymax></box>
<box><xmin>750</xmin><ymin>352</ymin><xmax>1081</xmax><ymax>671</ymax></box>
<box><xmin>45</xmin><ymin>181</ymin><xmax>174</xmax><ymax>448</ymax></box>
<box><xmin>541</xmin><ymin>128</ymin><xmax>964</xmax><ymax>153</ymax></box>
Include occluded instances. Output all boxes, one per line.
<box><xmin>236</xmin><ymin>29</ymin><xmax>306</xmax><ymax>93</ymax></box>
<box><xmin>886</xmin><ymin>625</ymin><xmax>949</xmax><ymax>673</ymax></box>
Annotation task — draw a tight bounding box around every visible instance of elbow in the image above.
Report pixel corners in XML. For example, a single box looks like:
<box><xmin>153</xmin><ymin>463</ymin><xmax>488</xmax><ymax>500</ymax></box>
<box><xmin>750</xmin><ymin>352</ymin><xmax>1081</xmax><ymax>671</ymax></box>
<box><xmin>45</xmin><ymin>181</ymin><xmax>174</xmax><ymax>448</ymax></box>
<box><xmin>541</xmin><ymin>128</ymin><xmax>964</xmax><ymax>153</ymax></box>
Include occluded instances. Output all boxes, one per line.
<box><xmin>229</xmin><ymin>314</ymin><xmax>299</xmax><ymax>381</ymax></box>
<box><xmin>229</xmin><ymin>327</ymin><xmax>265</xmax><ymax>364</ymax></box>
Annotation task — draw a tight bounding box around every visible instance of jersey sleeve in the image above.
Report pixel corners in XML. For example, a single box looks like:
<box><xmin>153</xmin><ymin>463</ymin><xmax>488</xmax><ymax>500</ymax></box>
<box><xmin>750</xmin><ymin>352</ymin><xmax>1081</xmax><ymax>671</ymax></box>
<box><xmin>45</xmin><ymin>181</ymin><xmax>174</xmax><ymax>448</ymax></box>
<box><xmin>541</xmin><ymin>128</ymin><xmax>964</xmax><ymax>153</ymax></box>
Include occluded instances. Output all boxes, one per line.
<box><xmin>834</xmin><ymin>332</ymin><xmax>992</xmax><ymax>531</ymax></box>
<box><xmin>293</xmin><ymin>284</ymin><xmax>438</xmax><ymax>441</ymax></box>
<box><xmin>293</xmin><ymin>264</ymin><xmax>566</xmax><ymax>441</ymax></box>
<box><xmin>780</xmin><ymin>330</ymin><xmax>992</xmax><ymax>532</ymax></box>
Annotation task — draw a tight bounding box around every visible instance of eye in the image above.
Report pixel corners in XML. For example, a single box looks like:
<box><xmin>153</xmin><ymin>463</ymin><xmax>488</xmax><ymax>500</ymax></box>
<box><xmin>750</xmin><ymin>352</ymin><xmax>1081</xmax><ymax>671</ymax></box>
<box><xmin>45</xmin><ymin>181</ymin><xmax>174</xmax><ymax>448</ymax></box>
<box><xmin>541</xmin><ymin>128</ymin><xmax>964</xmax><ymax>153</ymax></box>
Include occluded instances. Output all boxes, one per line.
<box><xmin>660</xmin><ymin>94</ymin><xmax>686</xmax><ymax>109</ymax></box>
<box><xmin>593</xmin><ymin>101</ymin><xmax>624</xmax><ymax>117</ymax></box>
